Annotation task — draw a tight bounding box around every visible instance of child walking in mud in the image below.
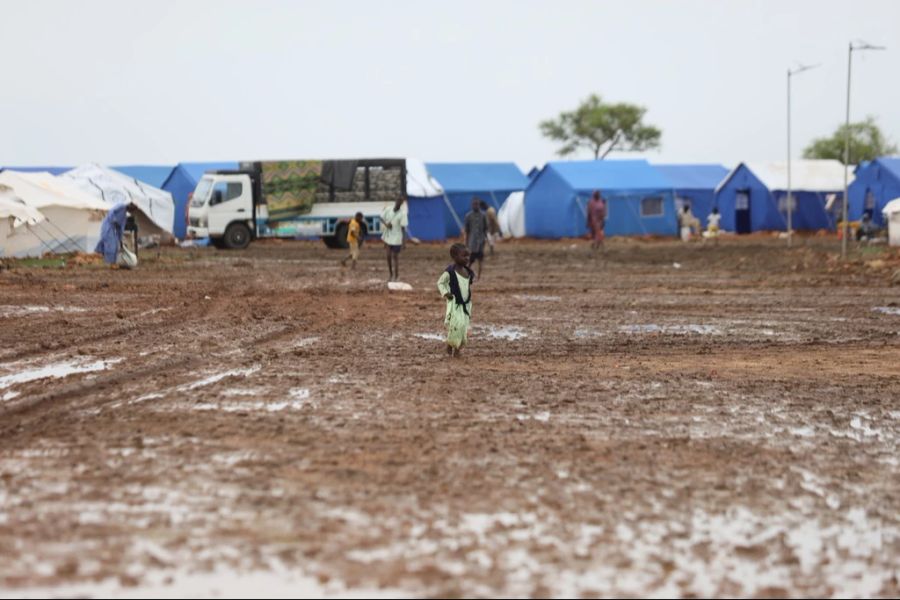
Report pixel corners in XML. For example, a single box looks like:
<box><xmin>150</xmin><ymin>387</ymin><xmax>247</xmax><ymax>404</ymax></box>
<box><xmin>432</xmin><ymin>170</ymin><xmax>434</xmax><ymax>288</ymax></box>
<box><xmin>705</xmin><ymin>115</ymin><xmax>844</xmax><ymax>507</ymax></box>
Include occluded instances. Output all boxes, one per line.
<box><xmin>437</xmin><ymin>243</ymin><xmax>474</xmax><ymax>358</ymax></box>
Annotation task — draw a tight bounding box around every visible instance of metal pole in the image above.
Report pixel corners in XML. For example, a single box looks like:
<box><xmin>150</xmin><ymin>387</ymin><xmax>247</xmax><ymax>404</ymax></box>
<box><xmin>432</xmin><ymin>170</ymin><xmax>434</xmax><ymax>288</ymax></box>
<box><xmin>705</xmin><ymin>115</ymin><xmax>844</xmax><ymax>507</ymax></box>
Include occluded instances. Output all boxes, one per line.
<box><xmin>842</xmin><ymin>43</ymin><xmax>852</xmax><ymax>259</ymax></box>
<box><xmin>787</xmin><ymin>68</ymin><xmax>793</xmax><ymax>247</ymax></box>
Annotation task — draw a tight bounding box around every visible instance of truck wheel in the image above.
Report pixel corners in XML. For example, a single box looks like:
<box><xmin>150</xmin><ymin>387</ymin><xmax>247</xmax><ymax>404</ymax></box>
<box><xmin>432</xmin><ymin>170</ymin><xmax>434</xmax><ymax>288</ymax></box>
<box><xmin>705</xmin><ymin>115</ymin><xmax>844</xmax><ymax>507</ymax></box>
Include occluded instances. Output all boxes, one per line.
<box><xmin>223</xmin><ymin>223</ymin><xmax>252</xmax><ymax>250</ymax></box>
<box><xmin>322</xmin><ymin>235</ymin><xmax>340</xmax><ymax>249</ymax></box>
<box><xmin>333</xmin><ymin>222</ymin><xmax>349</xmax><ymax>250</ymax></box>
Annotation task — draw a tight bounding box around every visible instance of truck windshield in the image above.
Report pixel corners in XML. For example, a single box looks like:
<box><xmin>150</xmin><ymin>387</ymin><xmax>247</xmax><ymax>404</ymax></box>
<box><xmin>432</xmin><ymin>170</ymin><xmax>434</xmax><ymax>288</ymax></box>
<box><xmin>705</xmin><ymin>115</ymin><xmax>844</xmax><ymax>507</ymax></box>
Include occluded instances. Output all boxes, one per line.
<box><xmin>190</xmin><ymin>178</ymin><xmax>214</xmax><ymax>207</ymax></box>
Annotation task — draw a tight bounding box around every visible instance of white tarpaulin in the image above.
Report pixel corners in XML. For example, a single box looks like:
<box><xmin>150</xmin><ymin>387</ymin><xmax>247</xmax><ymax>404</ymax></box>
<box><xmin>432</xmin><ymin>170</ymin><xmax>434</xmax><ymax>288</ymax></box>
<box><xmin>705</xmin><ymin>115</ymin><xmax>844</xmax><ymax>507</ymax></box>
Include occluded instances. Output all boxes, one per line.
<box><xmin>498</xmin><ymin>191</ymin><xmax>525</xmax><ymax>238</ymax></box>
<box><xmin>0</xmin><ymin>171</ymin><xmax>108</xmax><ymax>257</ymax></box>
<box><xmin>63</xmin><ymin>163</ymin><xmax>175</xmax><ymax>238</ymax></box>
<box><xmin>406</xmin><ymin>158</ymin><xmax>443</xmax><ymax>198</ymax></box>
<box><xmin>883</xmin><ymin>197</ymin><xmax>900</xmax><ymax>247</ymax></box>
<box><xmin>0</xmin><ymin>185</ymin><xmax>47</xmax><ymax>257</ymax></box>
<box><xmin>737</xmin><ymin>160</ymin><xmax>852</xmax><ymax>192</ymax></box>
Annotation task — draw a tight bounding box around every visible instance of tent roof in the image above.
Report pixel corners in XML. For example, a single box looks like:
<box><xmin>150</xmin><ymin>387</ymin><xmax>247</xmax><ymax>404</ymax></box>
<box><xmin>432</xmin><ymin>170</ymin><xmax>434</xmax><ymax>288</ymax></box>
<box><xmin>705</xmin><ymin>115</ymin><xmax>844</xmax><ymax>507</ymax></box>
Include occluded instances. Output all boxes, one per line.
<box><xmin>177</xmin><ymin>162</ymin><xmax>241</xmax><ymax>185</ymax></box>
<box><xmin>424</xmin><ymin>162</ymin><xmax>528</xmax><ymax>192</ymax></box>
<box><xmin>545</xmin><ymin>159</ymin><xmax>671</xmax><ymax>191</ymax></box>
<box><xmin>728</xmin><ymin>160</ymin><xmax>852</xmax><ymax>192</ymax></box>
<box><xmin>874</xmin><ymin>157</ymin><xmax>900</xmax><ymax>181</ymax></box>
<box><xmin>0</xmin><ymin>186</ymin><xmax>45</xmax><ymax>223</ymax></box>
<box><xmin>113</xmin><ymin>165</ymin><xmax>175</xmax><ymax>189</ymax></box>
<box><xmin>655</xmin><ymin>164</ymin><xmax>729</xmax><ymax>189</ymax></box>
<box><xmin>0</xmin><ymin>171</ymin><xmax>109</xmax><ymax>211</ymax></box>
<box><xmin>0</xmin><ymin>166</ymin><xmax>72</xmax><ymax>175</ymax></box>
<box><xmin>63</xmin><ymin>163</ymin><xmax>174</xmax><ymax>234</ymax></box>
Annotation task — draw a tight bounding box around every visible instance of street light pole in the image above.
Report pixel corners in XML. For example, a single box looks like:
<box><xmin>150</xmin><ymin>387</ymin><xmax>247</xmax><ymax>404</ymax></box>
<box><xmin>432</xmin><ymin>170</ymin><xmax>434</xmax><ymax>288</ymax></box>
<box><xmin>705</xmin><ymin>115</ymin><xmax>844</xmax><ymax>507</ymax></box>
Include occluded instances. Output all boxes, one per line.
<box><xmin>842</xmin><ymin>41</ymin><xmax>885</xmax><ymax>260</ymax></box>
<box><xmin>787</xmin><ymin>63</ymin><xmax>818</xmax><ymax>248</ymax></box>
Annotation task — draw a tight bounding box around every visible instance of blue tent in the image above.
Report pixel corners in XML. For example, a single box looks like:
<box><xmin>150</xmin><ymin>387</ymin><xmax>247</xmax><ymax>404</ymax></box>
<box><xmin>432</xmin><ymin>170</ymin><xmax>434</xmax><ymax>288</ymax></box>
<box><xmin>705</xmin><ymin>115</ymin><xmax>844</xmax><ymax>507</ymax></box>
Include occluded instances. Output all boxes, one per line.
<box><xmin>164</xmin><ymin>162</ymin><xmax>239</xmax><ymax>238</ymax></box>
<box><xmin>425</xmin><ymin>162</ymin><xmax>529</xmax><ymax>237</ymax></box>
<box><xmin>525</xmin><ymin>159</ymin><xmax>677</xmax><ymax>238</ymax></box>
<box><xmin>848</xmin><ymin>157</ymin><xmax>900</xmax><ymax>226</ymax></box>
<box><xmin>0</xmin><ymin>166</ymin><xmax>72</xmax><ymax>175</ymax></box>
<box><xmin>715</xmin><ymin>161</ymin><xmax>846</xmax><ymax>233</ymax></box>
<box><xmin>656</xmin><ymin>164</ymin><xmax>728</xmax><ymax>227</ymax></box>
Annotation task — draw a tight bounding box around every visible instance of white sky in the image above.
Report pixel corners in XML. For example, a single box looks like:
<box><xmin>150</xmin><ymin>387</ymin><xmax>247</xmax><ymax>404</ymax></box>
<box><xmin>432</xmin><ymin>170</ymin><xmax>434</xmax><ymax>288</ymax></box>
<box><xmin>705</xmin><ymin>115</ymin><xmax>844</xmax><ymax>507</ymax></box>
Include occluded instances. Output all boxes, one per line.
<box><xmin>1</xmin><ymin>0</ymin><xmax>898</xmax><ymax>171</ymax></box>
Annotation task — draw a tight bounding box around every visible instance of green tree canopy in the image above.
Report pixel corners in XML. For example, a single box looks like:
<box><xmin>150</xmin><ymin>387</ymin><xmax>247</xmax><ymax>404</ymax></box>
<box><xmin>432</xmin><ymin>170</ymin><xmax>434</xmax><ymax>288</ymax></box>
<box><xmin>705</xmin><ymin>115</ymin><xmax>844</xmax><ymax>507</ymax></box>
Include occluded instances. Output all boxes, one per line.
<box><xmin>803</xmin><ymin>116</ymin><xmax>898</xmax><ymax>165</ymax></box>
<box><xmin>539</xmin><ymin>94</ymin><xmax>662</xmax><ymax>159</ymax></box>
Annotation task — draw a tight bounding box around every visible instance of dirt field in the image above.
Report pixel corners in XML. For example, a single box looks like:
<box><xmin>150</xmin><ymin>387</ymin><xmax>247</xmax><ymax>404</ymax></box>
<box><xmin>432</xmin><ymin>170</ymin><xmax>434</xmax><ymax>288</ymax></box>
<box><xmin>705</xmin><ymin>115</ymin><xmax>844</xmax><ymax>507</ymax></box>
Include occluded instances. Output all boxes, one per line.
<box><xmin>1</xmin><ymin>236</ymin><xmax>898</xmax><ymax>598</ymax></box>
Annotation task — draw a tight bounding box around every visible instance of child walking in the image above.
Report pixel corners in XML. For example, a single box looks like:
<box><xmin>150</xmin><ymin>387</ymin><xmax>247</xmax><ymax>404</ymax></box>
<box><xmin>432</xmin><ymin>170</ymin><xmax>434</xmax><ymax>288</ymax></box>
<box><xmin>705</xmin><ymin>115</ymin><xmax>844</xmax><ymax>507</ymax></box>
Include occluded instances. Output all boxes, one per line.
<box><xmin>340</xmin><ymin>212</ymin><xmax>365</xmax><ymax>269</ymax></box>
<box><xmin>437</xmin><ymin>243</ymin><xmax>474</xmax><ymax>357</ymax></box>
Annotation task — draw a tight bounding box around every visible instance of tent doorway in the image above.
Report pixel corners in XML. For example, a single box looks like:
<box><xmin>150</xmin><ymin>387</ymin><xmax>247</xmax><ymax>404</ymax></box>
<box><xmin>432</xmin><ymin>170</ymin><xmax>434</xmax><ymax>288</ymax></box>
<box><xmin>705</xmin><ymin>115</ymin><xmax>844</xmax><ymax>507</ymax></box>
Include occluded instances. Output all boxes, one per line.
<box><xmin>735</xmin><ymin>190</ymin><xmax>751</xmax><ymax>234</ymax></box>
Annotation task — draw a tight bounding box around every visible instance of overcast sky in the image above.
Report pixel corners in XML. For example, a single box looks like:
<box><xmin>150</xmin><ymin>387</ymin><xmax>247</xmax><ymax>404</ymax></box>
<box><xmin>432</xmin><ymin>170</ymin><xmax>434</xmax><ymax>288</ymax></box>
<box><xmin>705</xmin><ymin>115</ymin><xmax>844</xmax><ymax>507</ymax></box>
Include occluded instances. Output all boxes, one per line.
<box><xmin>1</xmin><ymin>0</ymin><xmax>898</xmax><ymax>171</ymax></box>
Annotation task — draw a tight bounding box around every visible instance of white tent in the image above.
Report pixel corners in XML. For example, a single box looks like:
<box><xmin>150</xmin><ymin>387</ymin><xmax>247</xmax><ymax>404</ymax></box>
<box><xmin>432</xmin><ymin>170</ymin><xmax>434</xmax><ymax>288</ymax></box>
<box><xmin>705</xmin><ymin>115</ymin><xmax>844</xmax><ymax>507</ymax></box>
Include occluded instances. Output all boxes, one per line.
<box><xmin>883</xmin><ymin>197</ymin><xmax>900</xmax><ymax>247</ymax></box>
<box><xmin>0</xmin><ymin>171</ymin><xmax>108</xmax><ymax>257</ymax></box>
<box><xmin>63</xmin><ymin>163</ymin><xmax>175</xmax><ymax>240</ymax></box>
<box><xmin>498</xmin><ymin>191</ymin><xmax>525</xmax><ymax>238</ymax></box>
<box><xmin>0</xmin><ymin>184</ymin><xmax>46</xmax><ymax>257</ymax></box>
<box><xmin>406</xmin><ymin>158</ymin><xmax>444</xmax><ymax>198</ymax></box>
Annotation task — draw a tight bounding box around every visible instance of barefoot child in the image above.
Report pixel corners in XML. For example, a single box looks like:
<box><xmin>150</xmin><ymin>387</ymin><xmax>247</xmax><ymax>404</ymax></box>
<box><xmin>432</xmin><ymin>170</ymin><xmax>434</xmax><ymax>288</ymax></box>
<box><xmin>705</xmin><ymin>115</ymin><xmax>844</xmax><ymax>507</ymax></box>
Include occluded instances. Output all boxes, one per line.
<box><xmin>340</xmin><ymin>212</ymin><xmax>365</xmax><ymax>269</ymax></box>
<box><xmin>437</xmin><ymin>243</ymin><xmax>473</xmax><ymax>357</ymax></box>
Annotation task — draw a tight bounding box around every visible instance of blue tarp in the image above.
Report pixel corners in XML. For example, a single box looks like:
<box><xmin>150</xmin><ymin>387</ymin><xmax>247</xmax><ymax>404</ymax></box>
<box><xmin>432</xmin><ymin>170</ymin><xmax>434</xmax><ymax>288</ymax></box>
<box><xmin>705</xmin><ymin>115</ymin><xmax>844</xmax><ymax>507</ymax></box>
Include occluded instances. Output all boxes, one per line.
<box><xmin>95</xmin><ymin>203</ymin><xmax>128</xmax><ymax>264</ymax></box>
<box><xmin>425</xmin><ymin>162</ymin><xmax>529</xmax><ymax>237</ymax></box>
<box><xmin>407</xmin><ymin>195</ymin><xmax>446</xmax><ymax>242</ymax></box>
<box><xmin>848</xmin><ymin>157</ymin><xmax>900</xmax><ymax>226</ymax></box>
<box><xmin>524</xmin><ymin>160</ymin><xmax>677</xmax><ymax>238</ymax></box>
<box><xmin>656</xmin><ymin>164</ymin><xmax>729</xmax><ymax>227</ymax></box>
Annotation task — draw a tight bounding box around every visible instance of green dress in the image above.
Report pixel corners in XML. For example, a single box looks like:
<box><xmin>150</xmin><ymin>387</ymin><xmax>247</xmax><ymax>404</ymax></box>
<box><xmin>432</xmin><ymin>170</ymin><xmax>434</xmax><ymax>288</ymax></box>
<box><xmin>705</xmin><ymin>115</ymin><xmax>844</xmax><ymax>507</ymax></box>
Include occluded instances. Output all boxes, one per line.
<box><xmin>437</xmin><ymin>270</ymin><xmax>472</xmax><ymax>349</ymax></box>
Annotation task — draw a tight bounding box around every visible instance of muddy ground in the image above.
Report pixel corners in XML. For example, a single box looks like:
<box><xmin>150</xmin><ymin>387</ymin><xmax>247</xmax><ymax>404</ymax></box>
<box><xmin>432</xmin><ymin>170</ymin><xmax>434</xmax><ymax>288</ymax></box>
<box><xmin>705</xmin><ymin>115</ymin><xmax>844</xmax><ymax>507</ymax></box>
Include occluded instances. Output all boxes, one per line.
<box><xmin>0</xmin><ymin>235</ymin><xmax>898</xmax><ymax>598</ymax></box>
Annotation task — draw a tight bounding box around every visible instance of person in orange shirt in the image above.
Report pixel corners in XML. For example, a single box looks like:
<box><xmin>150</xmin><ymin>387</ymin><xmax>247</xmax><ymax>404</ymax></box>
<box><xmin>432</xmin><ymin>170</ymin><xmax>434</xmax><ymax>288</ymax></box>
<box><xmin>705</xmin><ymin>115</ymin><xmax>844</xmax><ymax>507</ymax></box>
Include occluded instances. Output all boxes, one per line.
<box><xmin>341</xmin><ymin>212</ymin><xmax>365</xmax><ymax>270</ymax></box>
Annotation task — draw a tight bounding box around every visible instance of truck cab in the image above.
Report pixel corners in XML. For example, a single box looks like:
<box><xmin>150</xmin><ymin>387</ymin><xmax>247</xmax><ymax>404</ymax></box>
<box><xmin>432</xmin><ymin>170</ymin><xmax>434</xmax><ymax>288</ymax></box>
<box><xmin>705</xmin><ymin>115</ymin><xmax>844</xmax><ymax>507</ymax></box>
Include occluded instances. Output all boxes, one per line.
<box><xmin>187</xmin><ymin>171</ymin><xmax>259</xmax><ymax>249</ymax></box>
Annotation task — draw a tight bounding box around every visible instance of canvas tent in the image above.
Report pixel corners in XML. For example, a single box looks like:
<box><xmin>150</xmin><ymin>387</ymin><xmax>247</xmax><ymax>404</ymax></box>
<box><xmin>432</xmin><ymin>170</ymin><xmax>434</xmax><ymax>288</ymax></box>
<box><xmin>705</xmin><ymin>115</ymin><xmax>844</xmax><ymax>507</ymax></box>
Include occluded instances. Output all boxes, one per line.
<box><xmin>525</xmin><ymin>160</ymin><xmax>677</xmax><ymax>238</ymax></box>
<box><xmin>405</xmin><ymin>158</ymin><xmax>445</xmax><ymax>242</ymax></box>
<box><xmin>883</xmin><ymin>197</ymin><xmax>900</xmax><ymax>246</ymax></box>
<box><xmin>425</xmin><ymin>162</ymin><xmax>529</xmax><ymax>237</ymax></box>
<box><xmin>656</xmin><ymin>164</ymin><xmax>728</xmax><ymax>228</ymax></box>
<box><xmin>0</xmin><ymin>171</ymin><xmax>108</xmax><ymax>257</ymax></box>
<box><xmin>0</xmin><ymin>184</ymin><xmax>46</xmax><ymax>257</ymax></box>
<box><xmin>848</xmin><ymin>157</ymin><xmax>900</xmax><ymax>227</ymax></box>
<box><xmin>497</xmin><ymin>191</ymin><xmax>525</xmax><ymax>238</ymax></box>
<box><xmin>63</xmin><ymin>164</ymin><xmax>175</xmax><ymax>241</ymax></box>
<box><xmin>715</xmin><ymin>160</ymin><xmax>850</xmax><ymax>233</ymax></box>
<box><xmin>0</xmin><ymin>166</ymin><xmax>72</xmax><ymax>175</ymax></box>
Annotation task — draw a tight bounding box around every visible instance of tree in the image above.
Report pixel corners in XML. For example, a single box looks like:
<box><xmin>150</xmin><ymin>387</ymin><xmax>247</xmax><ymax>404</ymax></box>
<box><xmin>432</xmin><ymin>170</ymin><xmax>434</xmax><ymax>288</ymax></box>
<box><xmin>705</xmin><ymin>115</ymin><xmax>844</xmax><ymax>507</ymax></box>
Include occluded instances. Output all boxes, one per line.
<box><xmin>539</xmin><ymin>94</ymin><xmax>662</xmax><ymax>159</ymax></box>
<box><xmin>803</xmin><ymin>116</ymin><xmax>897</xmax><ymax>164</ymax></box>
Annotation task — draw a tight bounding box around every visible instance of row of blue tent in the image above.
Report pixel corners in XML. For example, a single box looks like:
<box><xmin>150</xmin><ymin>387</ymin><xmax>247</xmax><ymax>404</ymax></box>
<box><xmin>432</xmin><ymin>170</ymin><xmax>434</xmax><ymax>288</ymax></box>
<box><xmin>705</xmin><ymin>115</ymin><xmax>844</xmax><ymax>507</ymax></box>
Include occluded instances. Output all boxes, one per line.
<box><xmin>4</xmin><ymin>158</ymin><xmax>898</xmax><ymax>240</ymax></box>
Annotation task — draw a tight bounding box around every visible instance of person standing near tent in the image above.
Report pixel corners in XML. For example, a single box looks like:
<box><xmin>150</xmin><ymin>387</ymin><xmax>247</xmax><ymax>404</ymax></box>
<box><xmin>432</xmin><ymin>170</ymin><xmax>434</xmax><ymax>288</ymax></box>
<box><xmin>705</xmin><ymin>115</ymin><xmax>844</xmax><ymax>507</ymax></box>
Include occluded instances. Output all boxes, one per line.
<box><xmin>678</xmin><ymin>204</ymin><xmax>700</xmax><ymax>242</ymax></box>
<box><xmin>437</xmin><ymin>243</ymin><xmax>474</xmax><ymax>358</ymax></box>
<box><xmin>587</xmin><ymin>190</ymin><xmax>607</xmax><ymax>252</ymax></box>
<box><xmin>463</xmin><ymin>197</ymin><xmax>488</xmax><ymax>280</ymax></box>
<box><xmin>703</xmin><ymin>207</ymin><xmax>721</xmax><ymax>245</ymax></box>
<box><xmin>380</xmin><ymin>196</ymin><xmax>408</xmax><ymax>282</ymax></box>
<box><xmin>480</xmin><ymin>199</ymin><xmax>501</xmax><ymax>256</ymax></box>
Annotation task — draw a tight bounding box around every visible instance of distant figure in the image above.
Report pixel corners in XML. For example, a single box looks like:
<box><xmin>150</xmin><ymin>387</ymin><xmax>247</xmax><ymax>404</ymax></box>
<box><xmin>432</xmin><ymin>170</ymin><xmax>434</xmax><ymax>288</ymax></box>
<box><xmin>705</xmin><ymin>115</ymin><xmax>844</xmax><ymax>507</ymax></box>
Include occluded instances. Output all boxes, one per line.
<box><xmin>464</xmin><ymin>197</ymin><xmax>488</xmax><ymax>280</ymax></box>
<box><xmin>703</xmin><ymin>206</ymin><xmax>722</xmax><ymax>245</ymax></box>
<box><xmin>380</xmin><ymin>197</ymin><xmax>408</xmax><ymax>282</ymax></box>
<box><xmin>437</xmin><ymin>243</ymin><xmax>474</xmax><ymax>358</ymax></box>
<box><xmin>587</xmin><ymin>190</ymin><xmax>607</xmax><ymax>252</ymax></box>
<box><xmin>480</xmin><ymin>199</ymin><xmax>501</xmax><ymax>256</ymax></box>
<box><xmin>678</xmin><ymin>204</ymin><xmax>700</xmax><ymax>242</ymax></box>
<box><xmin>341</xmin><ymin>212</ymin><xmax>365</xmax><ymax>270</ymax></box>
<box><xmin>857</xmin><ymin>212</ymin><xmax>878</xmax><ymax>242</ymax></box>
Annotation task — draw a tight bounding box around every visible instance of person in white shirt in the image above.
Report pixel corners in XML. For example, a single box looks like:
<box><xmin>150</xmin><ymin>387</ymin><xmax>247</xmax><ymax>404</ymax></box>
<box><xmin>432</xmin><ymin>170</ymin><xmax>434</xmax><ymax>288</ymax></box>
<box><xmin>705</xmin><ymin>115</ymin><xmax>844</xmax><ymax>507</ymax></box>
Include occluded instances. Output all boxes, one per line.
<box><xmin>380</xmin><ymin>197</ymin><xmax>408</xmax><ymax>282</ymax></box>
<box><xmin>704</xmin><ymin>207</ymin><xmax>722</xmax><ymax>245</ymax></box>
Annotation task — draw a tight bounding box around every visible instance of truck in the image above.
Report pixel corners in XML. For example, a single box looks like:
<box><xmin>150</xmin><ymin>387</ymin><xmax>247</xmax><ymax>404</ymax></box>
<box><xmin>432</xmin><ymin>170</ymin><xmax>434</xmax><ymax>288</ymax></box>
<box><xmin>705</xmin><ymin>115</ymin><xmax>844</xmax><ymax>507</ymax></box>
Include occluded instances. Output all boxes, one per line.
<box><xmin>186</xmin><ymin>158</ymin><xmax>408</xmax><ymax>249</ymax></box>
